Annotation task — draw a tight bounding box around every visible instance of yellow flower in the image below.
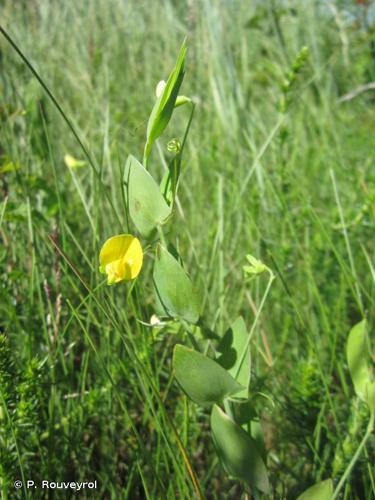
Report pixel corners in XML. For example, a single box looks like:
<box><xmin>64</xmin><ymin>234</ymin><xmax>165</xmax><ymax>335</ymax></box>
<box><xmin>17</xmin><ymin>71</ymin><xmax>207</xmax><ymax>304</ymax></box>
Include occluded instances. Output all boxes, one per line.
<box><xmin>99</xmin><ymin>234</ymin><xmax>143</xmax><ymax>284</ymax></box>
<box><xmin>64</xmin><ymin>154</ymin><xmax>86</xmax><ymax>168</ymax></box>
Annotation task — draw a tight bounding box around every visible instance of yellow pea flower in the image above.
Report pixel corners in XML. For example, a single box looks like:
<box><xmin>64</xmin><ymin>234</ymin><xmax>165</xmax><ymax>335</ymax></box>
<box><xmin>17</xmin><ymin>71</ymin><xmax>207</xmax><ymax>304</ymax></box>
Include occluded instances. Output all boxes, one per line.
<box><xmin>99</xmin><ymin>234</ymin><xmax>143</xmax><ymax>284</ymax></box>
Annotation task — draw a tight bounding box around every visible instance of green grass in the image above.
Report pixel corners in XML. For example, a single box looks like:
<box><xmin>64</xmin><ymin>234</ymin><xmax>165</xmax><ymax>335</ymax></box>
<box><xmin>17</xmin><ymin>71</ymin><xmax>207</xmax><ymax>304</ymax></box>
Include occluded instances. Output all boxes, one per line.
<box><xmin>0</xmin><ymin>0</ymin><xmax>374</xmax><ymax>498</ymax></box>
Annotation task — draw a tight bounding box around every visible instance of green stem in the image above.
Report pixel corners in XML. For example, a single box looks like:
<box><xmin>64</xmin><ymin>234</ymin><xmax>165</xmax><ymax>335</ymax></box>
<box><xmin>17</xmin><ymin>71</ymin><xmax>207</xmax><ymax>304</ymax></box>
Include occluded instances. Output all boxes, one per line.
<box><xmin>156</xmin><ymin>225</ymin><xmax>167</xmax><ymax>247</ymax></box>
<box><xmin>332</xmin><ymin>414</ymin><xmax>374</xmax><ymax>500</ymax></box>
<box><xmin>180</xmin><ymin>101</ymin><xmax>195</xmax><ymax>152</ymax></box>
<box><xmin>143</xmin><ymin>141</ymin><xmax>151</xmax><ymax>169</ymax></box>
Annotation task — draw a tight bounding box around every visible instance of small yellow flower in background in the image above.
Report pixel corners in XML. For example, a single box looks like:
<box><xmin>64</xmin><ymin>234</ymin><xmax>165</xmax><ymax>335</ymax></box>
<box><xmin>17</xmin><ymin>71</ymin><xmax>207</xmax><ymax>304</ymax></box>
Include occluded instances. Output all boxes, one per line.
<box><xmin>99</xmin><ymin>234</ymin><xmax>143</xmax><ymax>284</ymax></box>
<box><xmin>64</xmin><ymin>154</ymin><xmax>86</xmax><ymax>168</ymax></box>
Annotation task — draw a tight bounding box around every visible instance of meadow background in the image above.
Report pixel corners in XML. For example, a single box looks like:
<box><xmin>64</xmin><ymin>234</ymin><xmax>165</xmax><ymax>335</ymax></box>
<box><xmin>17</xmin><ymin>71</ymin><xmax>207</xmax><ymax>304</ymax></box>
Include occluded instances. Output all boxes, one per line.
<box><xmin>0</xmin><ymin>0</ymin><xmax>374</xmax><ymax>498</ymax></box>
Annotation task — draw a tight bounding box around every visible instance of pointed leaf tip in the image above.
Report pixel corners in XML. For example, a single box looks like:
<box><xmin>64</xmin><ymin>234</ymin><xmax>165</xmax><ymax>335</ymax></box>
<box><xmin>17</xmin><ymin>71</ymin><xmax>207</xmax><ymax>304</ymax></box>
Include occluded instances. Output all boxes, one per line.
<box><xmin>211</xmin><ymin>405</ymin><xmax>269</xmax><ymax>493</ymax></box>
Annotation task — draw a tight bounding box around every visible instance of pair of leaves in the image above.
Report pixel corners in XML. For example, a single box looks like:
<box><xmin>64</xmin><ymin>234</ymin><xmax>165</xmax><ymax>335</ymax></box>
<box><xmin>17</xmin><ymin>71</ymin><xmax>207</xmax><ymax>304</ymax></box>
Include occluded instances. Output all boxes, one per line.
<box><xmin>144</xmin><ymin>40</ymin><xmax>186</xmax><ymax>163</ymax></box>
<box><xmin>153</xmin><ymin>245</ymin><xmax>200</xmax><ymax>324</ymax></box>
<box><xmin>347</xmin><ymin>319</ymin><xmax>374</xmax><ymax>412</ymax></box>
<box><xmin>173</xmin><ymin>346</ymin><xmax>269</xmax><ymax>493</ymax></box>
<box><xmin>124</xmin><ymin>155</ymin><xmax>171</xmax><ymax>237</ymax></box>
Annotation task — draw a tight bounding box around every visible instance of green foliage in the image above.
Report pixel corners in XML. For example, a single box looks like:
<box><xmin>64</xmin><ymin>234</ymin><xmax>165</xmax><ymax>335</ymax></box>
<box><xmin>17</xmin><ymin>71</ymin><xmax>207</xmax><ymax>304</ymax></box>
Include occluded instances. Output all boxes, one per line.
<box><xmin>366</xmin><ymin>381</ymin><xmax>375</xmax><ymax>415</ymax></box>
<box><xmin>279</xmin><ymin>46</ymin><xmax>309</xmax><ymax>114</ymax></box>
<box><xmin>332</xmin><ymin>399</ymin><xmax>370</xmax><ymax>476</ymax></box>
<box><xmin>124</xmin><ymin>155</ymin><xmax>171</xmax><ymax>236</ymax></box>
<box><xmin>217</xmin><ymin>316</ymin><xmax>251</xmax><ymax>399</ymax></box>
<box><xmin>173</xmin><ymin>344</ymin><xmax>243</xmax><ymax>405</ymax></box>
<box><xmin>296</xmin><ymin>479</ymin><xmax>333</xmax><ymax>500</ymax></box>
<box><xmin>210</xmin><ymin>404</ymin><xmax>269</xmax><ymax>494</ymax></box>
<box><xmin>144</xmin><ymin>40</ymin><xmax>187</xmax><ymax>164</ymax></box>
<box><xmin>160</xmin><ymin>149</ymin><xmax>182</xmax><ymax>207</ymax></box>
<box><xmin>0</xmin><ymin>334</ymin><xmax>17</xmax><ymax>410</ymax></box>
<box><xmin>0</xmin><ymin>0</ymin><xmax>374</xmax><ymax>497</ymax></box>
<box><xmin>153</xmin><ymin>244</ymin><xmax>200</xmax><ymax>323</ymax></box>
<box><xmin>347</xmin><ymin>319</ymin><xmax>373</xmax><ymax>403</ymax></box>
<box><xmin>0</xmin><ymin>334</ymin><xmax>44</xmax><ymax>492</ymax></box>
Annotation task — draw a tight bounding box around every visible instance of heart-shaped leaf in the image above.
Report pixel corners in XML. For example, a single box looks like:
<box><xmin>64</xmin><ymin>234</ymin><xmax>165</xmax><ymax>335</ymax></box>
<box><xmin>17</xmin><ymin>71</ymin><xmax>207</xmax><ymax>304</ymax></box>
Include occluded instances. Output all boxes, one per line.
<box><xmin>173</xmin><ymin>345</ymin><xmax>244</xmax><ymax>405</ymax></box>
<box><xmin>153</xmin><ymin>245</ymin><xmax>200</xmax><ymax>324</ymax></box>
<box><xmin>124</xmin><ymin>155</ymin><xmax>171</xmax><ymax>237</ymax></box>
<box><xmin>347</xmin><ymin>320</ymin><xmax>372</xmax><ymax>401</ymax></box>
<box><xmin>217</xmin><ymin>316</ymin><xmax>251</xmax><ymax>398</ymax></box>
<box><xmin>211</xmin><ymin>405</ymin><xmax>269</xmax><ymax>493</ymax></box>
<box><xmin>296</xmin><ymin>478</ymin><xmax>333</xmax><ymax>500</ymax></box>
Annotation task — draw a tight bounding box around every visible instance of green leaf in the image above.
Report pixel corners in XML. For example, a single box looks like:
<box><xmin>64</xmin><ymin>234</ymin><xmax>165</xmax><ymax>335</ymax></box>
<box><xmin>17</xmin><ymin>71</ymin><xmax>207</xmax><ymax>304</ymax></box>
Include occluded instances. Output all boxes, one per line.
<box><xmin>175</xmin><ymin>95</ymin><xmax>191</xmax><ymax>107</ymax></box>
<box><xmin>249</xmin><ymin>419</ymin><xmax>267</xmax><ymax>463</ymax></box>
<box><xmin>145</xmin><ymin>40</ymin><xmax>186</xmax><ymax>161</ymax></box>
<box><xmin>153</xmin><ymin>245</ymin><xmax>200</xmax><ymax>323</ymax></box>
<box><xmin>347</xmin><ymin>320</ymin><xmax>372</xmax><ymax>401</ymax></box>
<box><xmin>124</xmin><ymin>155</ymin><xmax>171</xmax><ymax>237</ymax></box>
<box><xmin>211</xmin><ymin>405</ymin><xmax>269</xmax><ymax>493</ymax></box>
<box><xmin>173</xmin><ymin>345</ymin><xmax>244</xmax><ymax>405</ymax></box>
<box><xmin>296</xmin><ymin>479</ymin><xmax>333</xmax><ymax>500</ymax></box>
<box><xmin>228</xmin><ymin>399</ymin><xmax>256</xmax><ymax>426</ymax></box>
<box><xmin>226</xmin><ymin>399</ymin><xmax>267</xmax><ymax>461</ymax></box>
<box><xmin>217</xmin><ymin>316</ymin><xmax>250</xmax><ymax>398</ymax></box>
<box><xmin>365</xmin><ymin>381</ymin><xmax>375</xmax><ymax>415</ymax></box>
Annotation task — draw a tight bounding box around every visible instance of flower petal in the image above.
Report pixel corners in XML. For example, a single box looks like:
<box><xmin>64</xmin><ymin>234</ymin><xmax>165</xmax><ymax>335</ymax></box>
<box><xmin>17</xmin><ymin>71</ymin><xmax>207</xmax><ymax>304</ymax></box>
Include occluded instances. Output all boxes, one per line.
<box><xmin>99</xmin><ymin>234</ymin><xmax>143</xmax><ymax>283</ymax></box>
<box><xmin>99</xmin><ymin>234</ymin><xmax>135</xmax><ymax>266</ymax></box>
